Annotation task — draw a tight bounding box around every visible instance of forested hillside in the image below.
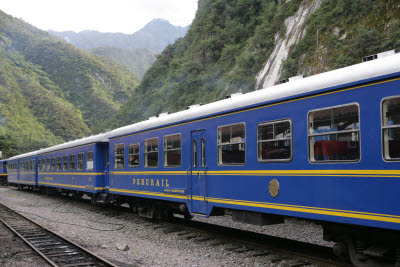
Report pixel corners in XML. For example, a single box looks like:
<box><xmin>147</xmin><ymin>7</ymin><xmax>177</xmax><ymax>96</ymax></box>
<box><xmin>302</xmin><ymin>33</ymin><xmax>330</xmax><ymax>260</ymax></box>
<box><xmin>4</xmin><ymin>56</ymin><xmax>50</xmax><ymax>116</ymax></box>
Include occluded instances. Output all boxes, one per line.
<box><xmin>103</xmin><ymin>0</ymin><xmax>400</xmax><ymax>130</ymax></box>
<box><xmin>88</xmin><ymin>47</ymin><xmax>156</xmax><ymax>79</ymax></box>
<box><xmin>0</xmin><ymin>10</ymin><xmax>139</xmax><ymax>156</ymax></box>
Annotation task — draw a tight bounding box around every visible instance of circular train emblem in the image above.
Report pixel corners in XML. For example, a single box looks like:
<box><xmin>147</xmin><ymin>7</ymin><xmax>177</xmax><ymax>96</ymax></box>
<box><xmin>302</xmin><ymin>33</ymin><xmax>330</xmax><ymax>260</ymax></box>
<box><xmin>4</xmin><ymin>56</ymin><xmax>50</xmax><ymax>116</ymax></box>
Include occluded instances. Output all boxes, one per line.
<box><xmin>269</xmin><ymin>179</ymin><xmax>279</xmax><ymax>198</ymax></box>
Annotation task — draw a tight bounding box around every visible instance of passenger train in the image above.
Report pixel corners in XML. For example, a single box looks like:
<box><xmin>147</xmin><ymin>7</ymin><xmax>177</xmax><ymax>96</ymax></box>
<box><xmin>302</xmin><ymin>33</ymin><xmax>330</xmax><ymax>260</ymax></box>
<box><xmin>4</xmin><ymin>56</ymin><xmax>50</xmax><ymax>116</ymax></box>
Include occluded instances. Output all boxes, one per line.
<box><xmin>4</xmin><ymin>50</ymin><xmax>400</xmax><ymax>266</ymax></box>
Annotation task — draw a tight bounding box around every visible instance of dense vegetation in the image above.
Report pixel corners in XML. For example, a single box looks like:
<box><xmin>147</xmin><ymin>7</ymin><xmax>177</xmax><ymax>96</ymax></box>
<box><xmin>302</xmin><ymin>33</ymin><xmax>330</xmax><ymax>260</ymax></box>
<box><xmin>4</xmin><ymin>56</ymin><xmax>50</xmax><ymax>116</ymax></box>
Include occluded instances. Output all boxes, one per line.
<box><xmin>105</xmin><ymin>0</ymin><xmax>400</xmax><ymax>130</ymax></box>
<box><xmin>282</xmin><ymin>0</ymin><xmax>400</xmax><ymax>79</ymax></box>
<box><xmin>88</xmin><ymin>47</ymin><xmax>156</xmax><ymax>79</ymax></box>
<box><xmin>1</xmin><ymin>0</ymin><xmax>399</xmax><ymax>157</ymax></box>
<box><xmin>0</xmin><ymin>10</ymin><xmax>139</xmax><ymax>156</ymax></box>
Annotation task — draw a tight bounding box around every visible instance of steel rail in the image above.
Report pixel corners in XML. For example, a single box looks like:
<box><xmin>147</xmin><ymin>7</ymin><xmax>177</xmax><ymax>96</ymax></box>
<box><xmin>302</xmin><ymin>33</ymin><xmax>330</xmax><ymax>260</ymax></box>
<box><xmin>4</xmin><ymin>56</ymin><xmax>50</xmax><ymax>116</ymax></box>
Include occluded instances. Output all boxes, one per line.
<box><xmin>0</xmin><ymin>202</ymin><xmax>117</xmax><ymax>267</ymax></box>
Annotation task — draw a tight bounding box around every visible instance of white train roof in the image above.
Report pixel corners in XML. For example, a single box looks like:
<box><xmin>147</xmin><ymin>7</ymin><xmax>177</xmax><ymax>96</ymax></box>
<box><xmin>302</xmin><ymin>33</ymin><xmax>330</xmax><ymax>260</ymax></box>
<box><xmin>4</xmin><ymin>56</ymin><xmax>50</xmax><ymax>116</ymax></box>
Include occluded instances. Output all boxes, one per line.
<box><xmin>9</xmin><ymin>133</ymin><xmax>110</xmax><ymax>160</ymax></box>
<box><xmin>8</xmin><ymin>151</ymin><xmax>38</xmax><ymax>160</ymax></box>
<box><xmin>108</xmin><ymin>52</ymin><xmax>400</xmax><ymax>139</ymax></box>
<box><xmin>36</xmin><ymin>132</ymin><xmax>110</xmax><ymax>155</ymax></box>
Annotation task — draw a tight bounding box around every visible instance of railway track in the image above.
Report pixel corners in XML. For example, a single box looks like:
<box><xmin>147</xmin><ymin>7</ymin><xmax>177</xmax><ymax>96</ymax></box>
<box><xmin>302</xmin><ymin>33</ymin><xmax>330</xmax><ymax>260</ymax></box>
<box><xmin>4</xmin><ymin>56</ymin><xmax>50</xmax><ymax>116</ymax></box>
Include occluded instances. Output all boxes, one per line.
<box><xmin>0</xmin><ymin>201</ymin><xmax>117</xmax><ymax>267</ymax></box>
<box><xmin>163</xmin><ymin>217</ymin><xmax>350</xmax><ymax>267</ymax></box>
<box><xmin>103</xmin><ymin>202</ymin><xmax>350</xmax><ymax>266</ymax></box>
<box><xmin>1</xmin><ymin>189</ymin><xmax>350</xmax><ymax>266</ymax></box>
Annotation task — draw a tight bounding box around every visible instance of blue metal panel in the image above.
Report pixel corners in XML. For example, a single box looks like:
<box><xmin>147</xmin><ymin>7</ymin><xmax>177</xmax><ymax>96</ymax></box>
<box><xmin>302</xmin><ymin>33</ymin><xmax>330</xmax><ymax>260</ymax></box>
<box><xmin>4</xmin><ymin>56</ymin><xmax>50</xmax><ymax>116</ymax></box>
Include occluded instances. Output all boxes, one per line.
<box><xmin>0</xmin><ymin>160</ymin><xmax>7</xmax><ymax>175</ymax></box>
<box><xmin>108</xmin><ymin>74</ymin><xmax>400</xmax><ymax>231</ymax></box>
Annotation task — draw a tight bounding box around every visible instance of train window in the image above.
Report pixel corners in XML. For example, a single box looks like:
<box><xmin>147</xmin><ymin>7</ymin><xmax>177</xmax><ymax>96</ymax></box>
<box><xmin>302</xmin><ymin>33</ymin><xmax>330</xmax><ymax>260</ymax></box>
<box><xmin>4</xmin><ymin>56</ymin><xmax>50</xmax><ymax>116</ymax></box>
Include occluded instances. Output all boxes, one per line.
<box><xmin>164</xmin><ymin>134</ymin><xmax>181</xmax><ymax>167</ymax></box>
<box><xmin>114</xmin><ymin>144</ymin><xmax>125</xmax><ymax>169</ymax></box>
<box><xmin>70</xmin><ymin>154</ymin><xmax>76</xmax><ymax>170</ymax></box>
<box><xmin>42</xmin><ymin>159</ymin><xmax>45</xmax><ymax>171</ymax></box>
<box><xmin>145</xmin><ymin>138</ymin><xmax>158</xmax><ymax>168</ymax></box>
<box><xmin>193</xmin><ymin>139</ymin><xmax>197</xmax><ymax>168</ymax></box>
<box><xmin>38</xmin><ymin>159</ymin><xmax>42</xmax><ymax>171</ymax></box>
<box><xmin>22</xmin><ymin>161</ymin><xmax>25</xmax><ymax>171</ymax></box>
<box><xmin>257</xmin><ymin>120</ymin><xmax>292</xmax><ymax>162</ymax></box>
<box><xmin>63</xmin><ymin>155</ymin><xmax>68</xmax><ymax>171</ymax></box>
<box><xmin>31</xmin><ymin>160</ymin><xmax>34</xmax><ymax>171</ymax></box>
<box><xmin>86</xmin><ymin>152</ymin><xmax>94</xmax><ymax>171</ymax></box>
<box><xmin>217</xmin><ymin>123</ymin><xmax>246</xmax><ymax>165</ymax></box>
<box><xmin>128</xmin><ymin>143</ymin><xmax>140</xmax><ymax>167</ymax></box>
<box><xmin>57</xmin><ymin>156</ymin><xmax>62</xmax><ymax>171</ymax></box>
<box><xmin>46</xmin><ymin>158</ymin><xmax>50</xmax><ymax>171</ymax></box>
<box><xmin>201</xmin><ymin>138</ymin><xmax>206</xmax><ymax>168</ymax></box>
<box><xmin>51</xmin><ymin>157</ymin><xmax>56</xmax><ymax>171</ymax></box>
<box><xmin>78</xmin><ymin>153</ymin><xmax>84</xmax><ymax>171</ymax></box>
<box><xmin>308</xmin><ymin>104</ymin><xmax>360</xmax><ymax>162</ymax></box>
<box><xmin>382</xmin><ymin>97</ymin><xmax>400</xmax><ymax>160</ymax></box>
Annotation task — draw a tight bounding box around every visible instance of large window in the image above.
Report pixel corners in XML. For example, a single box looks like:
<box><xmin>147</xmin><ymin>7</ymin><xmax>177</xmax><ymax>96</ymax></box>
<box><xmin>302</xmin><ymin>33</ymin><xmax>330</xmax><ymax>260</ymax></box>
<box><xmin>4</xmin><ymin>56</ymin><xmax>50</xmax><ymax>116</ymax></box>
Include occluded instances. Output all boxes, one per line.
<box><xmin>38</xmin><ymin>159</ymin><xmax>42</xmax><ymax>171</ymax></box>
<box><xmin>128</xmin><ymin>143</ymin><xmax>140</xmax><ymax>167</ymax></box>
<box><xmin>70</xmin><ymin>154</ymin><xmax>76</xmax><ymax>170</ymax></box>
<box><xmin>51</xmin><ymin>157</ymin><xmax>56</xmax><ymax>171</ymax></box>
<box><xmin>382</xmin><ymin>97</ymin><xmax>400</xmax><ymax>160</ymax></box>
<box><xmin>218</xmin><ymin>123</ymin><xmax>246</xmax><ymax>165</ymax></box>
<box><xmin>41</xmin><ymin>158</ymin><xmax>45</xmax><ymax>171</ymax></box>
<box><xmin>308</xmin><ymin>104</ymin><xmax>360</xmax><ymax>162</ymax></box>
<box><xmin>164</xmin><ymin>134</ymin><xmax>181</xmax><ymax>167</ymax></box>
<box><xmin>258</xmin><ymin>120</ymin><xmax>292</xmax><ymax>162</ymax></box>
<box><xmin>63</xmin><ymin>155</ymin><xmax>68</xmax><ymax>171</ymax></box>
<box><xmin>114</xmin><ymin>144</ymin><xmax>125</xmax><ymax>169</ymax></box>
<box><xmin>145</xmin><ymin>138</ymin><xmax>158</xmax><ymax>168</ymax></box>
<box><xmin>86</xmin><ymin>151</ymin><xmax>94</xmax><ymax>171</ymax></box>
<box><xmin>57</xmin><ymin>156</ymin><xmax>62</xmax><ymax>171</ymax></box>
<box><xmin>46</xmin><ymin>158</ymin><xmax>50</xmax><ymax>171</ymax></box>
<box><xmin>78</xmin><ymin>153</ymin><xmax>84</xmax><ymax>171</ymax></box>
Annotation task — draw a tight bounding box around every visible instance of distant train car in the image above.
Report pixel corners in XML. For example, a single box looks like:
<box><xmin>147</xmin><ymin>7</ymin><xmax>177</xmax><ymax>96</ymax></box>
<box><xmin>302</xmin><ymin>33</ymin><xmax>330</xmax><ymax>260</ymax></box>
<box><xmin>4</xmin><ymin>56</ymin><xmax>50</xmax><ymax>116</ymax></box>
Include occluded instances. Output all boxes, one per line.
<box><xmin>36</xmin><ymin>134</ymin><xmax>109</xmax><ymax>200</ymax></box>
<box><xmin>7</xmin><ymin>152</ymin><xmax>37</xmax><ymax>189</ymax></box>
<box><xmin>105</xmin><ymin>51</ymin><xmax>400</xmax><ymax>265</ymax></box>
<box><xmin>0</xmin><ymin>159</ymin><xmax>7</xmax><ymax>185</ymax></box>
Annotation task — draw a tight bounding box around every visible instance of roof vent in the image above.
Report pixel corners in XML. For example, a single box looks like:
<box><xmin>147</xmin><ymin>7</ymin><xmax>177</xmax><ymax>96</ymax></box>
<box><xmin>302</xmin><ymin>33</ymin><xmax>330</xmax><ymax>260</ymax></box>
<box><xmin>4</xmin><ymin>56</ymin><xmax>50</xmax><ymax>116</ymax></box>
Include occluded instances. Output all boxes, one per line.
<box><xmin>277</xmin><ymin>75</ymin><xmax>304</xmax><ymax>85</ymax></box>
<box><xmin>185</xmin><ymin>104</ymin><xmax>202</xmax><ymax>110</ymax></box>
<box><xmin>363</xmin><ymin>50</ymin><xmax>399</xmax><ymax>62</ymax></box>
<box><xmin>224</xmin><ymin>92</ymin><xmax>243</xmax><ymax>99</ymax></box>
<box><xmin>148</xmin><ymin>116</ymin><xmax>158</xmax><ymax>120</ymax></box>
<box><xmin>158</xmin><ymin>112</ymin><xmax>169</xmax><ymax>117</ymax></box>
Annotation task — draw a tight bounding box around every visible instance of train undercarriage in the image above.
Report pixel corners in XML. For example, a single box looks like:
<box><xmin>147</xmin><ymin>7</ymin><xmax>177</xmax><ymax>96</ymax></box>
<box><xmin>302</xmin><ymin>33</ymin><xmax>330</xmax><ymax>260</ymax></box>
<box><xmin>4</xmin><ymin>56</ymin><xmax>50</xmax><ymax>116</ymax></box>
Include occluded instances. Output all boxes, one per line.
<box><xmin>9</xmin><ymin>184</ymin><xmax>400</xmax><ymax>266</ymax></box>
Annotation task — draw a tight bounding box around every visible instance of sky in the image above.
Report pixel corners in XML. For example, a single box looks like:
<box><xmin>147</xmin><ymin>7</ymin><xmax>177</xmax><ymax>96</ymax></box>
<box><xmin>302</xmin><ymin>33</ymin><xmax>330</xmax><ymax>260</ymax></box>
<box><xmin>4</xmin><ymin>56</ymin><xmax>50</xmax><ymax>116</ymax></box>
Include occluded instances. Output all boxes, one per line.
<box><xmin>0</xmin><ymin>0</ymin><xmax>198</xmax><ymax>34</ymax></box>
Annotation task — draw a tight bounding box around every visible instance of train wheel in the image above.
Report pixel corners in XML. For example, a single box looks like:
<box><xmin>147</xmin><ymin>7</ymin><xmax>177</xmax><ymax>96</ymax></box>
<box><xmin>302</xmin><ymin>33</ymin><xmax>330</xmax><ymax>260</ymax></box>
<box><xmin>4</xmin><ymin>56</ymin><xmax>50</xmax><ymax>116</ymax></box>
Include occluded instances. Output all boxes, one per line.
<box><xmin>345</xmin><ymin>238</ymin><xmax>394</xmax><ymax>267</ymax></box>
<box><xmin>184</xmin><ymin>212</ymin><xmax>193</xmax><ymax>220</ymax></box>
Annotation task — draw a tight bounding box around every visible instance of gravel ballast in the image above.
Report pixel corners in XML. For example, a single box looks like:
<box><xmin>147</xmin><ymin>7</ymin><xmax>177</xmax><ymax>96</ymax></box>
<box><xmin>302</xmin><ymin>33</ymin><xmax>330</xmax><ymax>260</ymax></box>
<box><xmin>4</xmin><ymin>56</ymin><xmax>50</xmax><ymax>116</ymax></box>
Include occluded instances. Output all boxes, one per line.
<box><xmin>0</xmin><ymin>187</ymin><xmax>332</xmax><ymax>266</ymax></box>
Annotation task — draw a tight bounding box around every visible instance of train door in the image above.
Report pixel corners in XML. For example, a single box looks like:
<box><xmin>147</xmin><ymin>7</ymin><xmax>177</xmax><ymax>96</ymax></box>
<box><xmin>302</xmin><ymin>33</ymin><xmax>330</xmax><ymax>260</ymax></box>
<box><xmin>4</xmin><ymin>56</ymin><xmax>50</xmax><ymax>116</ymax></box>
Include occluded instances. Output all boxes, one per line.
<box><xmin>17</xmin><ymin>160</ymin><xmax>21</xmax><ymax>182</ymax></box>
<box><xmin>190</xmin><ymin>130</ymin><xmax>207</xmax><ymax>214</ymax></box>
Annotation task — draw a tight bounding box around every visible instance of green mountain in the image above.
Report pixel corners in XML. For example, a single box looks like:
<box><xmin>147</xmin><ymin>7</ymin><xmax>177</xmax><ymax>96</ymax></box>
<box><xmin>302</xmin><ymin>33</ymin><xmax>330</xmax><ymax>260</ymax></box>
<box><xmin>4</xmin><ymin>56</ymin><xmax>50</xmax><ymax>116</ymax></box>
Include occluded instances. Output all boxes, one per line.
<box><xmin>49</xmin><ymin>19</ymin><xmax>190</xmax><ymax>53</ymax></box>
<box><xmin>0</xmin><ymin>10</ymin><xmax>139</xmax><ymax>156</ymax></box>
<box><xmin>104</xmin><ymin>0</ymin><xmax>400</xmax><ymax>130</ymax></box>
<box><xmin>88</xmin><ymin>47</ymin><xmax>156</xmax><ymax>79</ymax></box>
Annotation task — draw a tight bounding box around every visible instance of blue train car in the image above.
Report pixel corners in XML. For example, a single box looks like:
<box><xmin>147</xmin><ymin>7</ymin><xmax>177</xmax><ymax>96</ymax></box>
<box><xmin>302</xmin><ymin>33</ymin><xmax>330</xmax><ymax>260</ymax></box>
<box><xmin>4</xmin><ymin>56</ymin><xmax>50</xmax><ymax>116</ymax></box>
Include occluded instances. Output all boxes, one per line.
<box><xmin>0</xmin><ymin>159</ymin><xmax>7</xmax><ymax>185</ymax></box>
<box><xmin>36</xmin><ymin>134</ymin><xmax>109</xmax><ymax>199</ymax></box>
<box><xmin>7</xmin><ymin>152</ymin><xmax>37</xmax><ymax>189</ymax></box>
<box><xmin>106</xmin><ymin>51</ymin><xmax>400</xmax><ymax>264</ymax></box>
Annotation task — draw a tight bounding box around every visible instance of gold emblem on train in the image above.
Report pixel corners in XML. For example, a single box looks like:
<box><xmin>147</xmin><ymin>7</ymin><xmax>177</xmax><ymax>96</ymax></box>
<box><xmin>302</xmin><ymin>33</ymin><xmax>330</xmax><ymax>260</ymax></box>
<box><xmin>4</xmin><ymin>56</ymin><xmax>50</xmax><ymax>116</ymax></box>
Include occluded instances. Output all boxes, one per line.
<box><xmin>269</xmin><ymin>179</ymin><xmax>279</xmax><ymax>198</ymax></box>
